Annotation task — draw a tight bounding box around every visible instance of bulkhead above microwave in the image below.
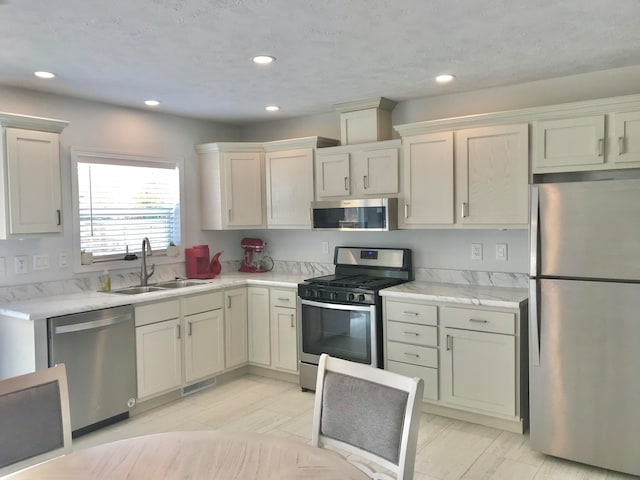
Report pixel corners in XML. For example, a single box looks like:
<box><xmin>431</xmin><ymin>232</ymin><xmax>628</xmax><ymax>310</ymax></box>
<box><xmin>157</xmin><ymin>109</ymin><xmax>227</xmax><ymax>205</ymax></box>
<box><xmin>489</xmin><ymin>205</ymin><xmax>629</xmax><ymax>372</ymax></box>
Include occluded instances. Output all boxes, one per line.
<box><xmin>311</xmin><ymin>198</ymin><xmax>398</xmax><ymax>231</ymax></box>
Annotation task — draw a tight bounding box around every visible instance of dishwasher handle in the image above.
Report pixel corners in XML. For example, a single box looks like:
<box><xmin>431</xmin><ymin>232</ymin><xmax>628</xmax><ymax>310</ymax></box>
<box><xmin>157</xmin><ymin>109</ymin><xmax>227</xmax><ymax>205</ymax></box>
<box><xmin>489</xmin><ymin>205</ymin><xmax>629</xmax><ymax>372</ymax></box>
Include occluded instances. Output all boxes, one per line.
<box><xmin>53</xmin><ymin>314</ymin><xmax>133</xmax><ymax>335</ymax></box>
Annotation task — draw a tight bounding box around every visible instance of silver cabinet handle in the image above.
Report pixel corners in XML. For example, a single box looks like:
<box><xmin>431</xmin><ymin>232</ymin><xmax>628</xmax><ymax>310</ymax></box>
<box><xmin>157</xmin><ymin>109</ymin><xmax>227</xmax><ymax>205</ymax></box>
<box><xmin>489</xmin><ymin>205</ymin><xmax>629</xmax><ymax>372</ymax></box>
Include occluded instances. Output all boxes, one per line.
<box><xmin>404</xmin><ymin>203</ymin><xmax>409</xmax><ymax>219</ymax></box>
<box><xmin>402</xmin><ymin>311</ymin><xmax>419</xmax><ymax>316</ymax></box>
<box><xmin>227</xmin><ymin>296</ymin><xmax>231</xmax><ymax>309</ymax></box>
<box><xmin>403</xmin><ymin>352</ymin><xmax>419</xmax><ymax>358</ymax></box>
<box><xmin>228</xmin><ymin>209</ymin><xmax>232</xmax><ymax>222</ymax></box>
<box><xmin>446</xmin><ymin>334</ymin><xmax>453</xmax><ymax>351</ymax></box>
<box><xmin>188</xmin><ymin>321</ymin><xmax>193</xmax><ymax>336</ymax></box>
<box><xmin>344</xmin><ymin>176</ymin><xmax>349</xmax><ymax>191</ymax></box>
<box><xmin>56</xmin><ymin>209</ymin><xmax>61</xmax><ymax>226</ymax></box>
<box><xmin>597</xmin><ymin>138</ymin><xmax>604</xmax><ymax>156</ymax></box>
<box><xmin>176</xmin><ymin>324</ymin><xmax>181</xmax><ymax>340</ymax></box>
<box><xmin>469</xmin><ymin>318</ymin><xmax>489</xmax><ymax>324</ymax></box>
<box><xmin>461</xmin><ymin>202</ymin><xmax>469</xmax><ymax>218</ymax></box>
<box><xmin>403</xmin><ymin>331</ymin><xmax>420</xmax><ymax>336</ymax></box>
<box><xmin>363</xmin><ymin>175</ymin><xmax>368</xmax><ymax>189</ymax></box>
<box><xmin>277</xmin><ymin>297</ymin><xmax>290</xmax><ymax>302</ymax></box>
<box><xmin>618</xmin><ymin>136</ymin><xmax>625</xmax><ymax>155</ymax></box>
<box><xmin>290</xmin><ymin>314</ymin><xmax>295</xmax><ymax>328</ymax></box>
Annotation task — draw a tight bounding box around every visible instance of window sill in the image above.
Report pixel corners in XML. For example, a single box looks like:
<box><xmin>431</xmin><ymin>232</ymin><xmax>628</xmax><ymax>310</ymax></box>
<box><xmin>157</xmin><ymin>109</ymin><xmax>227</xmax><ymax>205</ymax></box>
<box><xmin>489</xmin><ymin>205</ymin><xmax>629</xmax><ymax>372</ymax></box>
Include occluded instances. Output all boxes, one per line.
<box><xmin>74</xmin><ymin>253</ymin><xmax>184</xmax><ymax>274</ymax></box>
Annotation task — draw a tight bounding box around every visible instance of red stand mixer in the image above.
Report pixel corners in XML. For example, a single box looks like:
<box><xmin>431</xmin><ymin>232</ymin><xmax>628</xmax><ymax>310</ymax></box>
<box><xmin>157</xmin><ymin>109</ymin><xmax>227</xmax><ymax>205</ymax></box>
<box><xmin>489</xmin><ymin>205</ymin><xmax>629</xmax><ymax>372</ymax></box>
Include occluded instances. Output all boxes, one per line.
<box><xmin>239</xmin><ymin>238</ymin><xmax>273</xmax><ymax>273</ymax></box>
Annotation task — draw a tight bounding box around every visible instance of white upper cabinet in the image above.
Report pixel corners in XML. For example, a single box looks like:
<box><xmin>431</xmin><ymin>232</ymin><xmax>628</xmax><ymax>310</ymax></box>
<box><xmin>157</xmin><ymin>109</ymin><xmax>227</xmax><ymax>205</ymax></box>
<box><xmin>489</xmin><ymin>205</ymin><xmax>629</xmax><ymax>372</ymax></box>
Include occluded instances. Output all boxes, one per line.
<box><xmin>0</xmin><ymin>113</ymin><xmax>69</xmax><ymax>239</ymax></box>
<box><xmin>533</xmin><ymin>108</ymin><xmax>640</xmax><ymax>173</ymax></box>
<box><xmin>314</xmin><ymin>140</ymin><xmax>400</xmax><ymax>201</ymax></box>
<box><xmin>196</xmin><ymin>142</ymin><xmax>265</xmax><ymax>230</ymax></box>
<box><xmin>399</xmin><ymin>132</ymin><xmax>454</xmax><ymax>227</ymax></box>
<box><xmin>264</xmin><ymin>137</ymin><xmax>338</xmax><ymax>228</ymax></box>
<box><xmin>455</xmin><ymin>124</ymin><xmax>529</xmax><ymax>226</ymax></box>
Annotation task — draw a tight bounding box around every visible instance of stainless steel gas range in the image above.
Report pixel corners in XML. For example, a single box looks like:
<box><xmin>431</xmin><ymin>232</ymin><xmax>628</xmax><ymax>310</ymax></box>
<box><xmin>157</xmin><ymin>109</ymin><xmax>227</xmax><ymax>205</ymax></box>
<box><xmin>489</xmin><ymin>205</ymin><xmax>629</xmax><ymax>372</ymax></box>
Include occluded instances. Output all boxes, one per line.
<box><xmin>297</xmin><ymin>246</ymin><xmax>412</xmax><ymax>391</ymax></box>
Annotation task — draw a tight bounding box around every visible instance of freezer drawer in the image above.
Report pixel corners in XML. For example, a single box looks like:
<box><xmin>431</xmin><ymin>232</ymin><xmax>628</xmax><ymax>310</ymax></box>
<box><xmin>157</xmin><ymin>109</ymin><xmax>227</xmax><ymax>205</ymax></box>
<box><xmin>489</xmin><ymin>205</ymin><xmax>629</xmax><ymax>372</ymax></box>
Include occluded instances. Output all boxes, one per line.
<box><xmin>529</xmin><ymin>279</ymin><xmax>640</xmax><ymax>476</ymax></box>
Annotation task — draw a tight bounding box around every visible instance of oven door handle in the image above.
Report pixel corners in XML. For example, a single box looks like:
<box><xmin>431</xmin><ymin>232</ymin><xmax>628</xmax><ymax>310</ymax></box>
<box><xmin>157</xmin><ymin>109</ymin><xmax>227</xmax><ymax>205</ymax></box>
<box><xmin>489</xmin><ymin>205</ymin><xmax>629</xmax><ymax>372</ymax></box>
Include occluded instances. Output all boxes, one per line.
<box><xmin>299</xmin><ymin>298</ymin><xmax>374</xmax><ymax>312</ymax></box>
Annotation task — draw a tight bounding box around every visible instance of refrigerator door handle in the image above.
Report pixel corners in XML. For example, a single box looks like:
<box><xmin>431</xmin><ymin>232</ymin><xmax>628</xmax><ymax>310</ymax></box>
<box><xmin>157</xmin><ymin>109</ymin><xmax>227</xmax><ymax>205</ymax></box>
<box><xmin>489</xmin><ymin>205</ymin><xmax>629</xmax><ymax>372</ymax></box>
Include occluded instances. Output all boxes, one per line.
<box><xmin>529</xmin><ymin>185</ymin><xmax>539</xmax><ymax>277</ymax></box>
<box><xmin>529</xmin><ymin>279</ymin><xmax>540</xmax><ymax>366</ymax></box>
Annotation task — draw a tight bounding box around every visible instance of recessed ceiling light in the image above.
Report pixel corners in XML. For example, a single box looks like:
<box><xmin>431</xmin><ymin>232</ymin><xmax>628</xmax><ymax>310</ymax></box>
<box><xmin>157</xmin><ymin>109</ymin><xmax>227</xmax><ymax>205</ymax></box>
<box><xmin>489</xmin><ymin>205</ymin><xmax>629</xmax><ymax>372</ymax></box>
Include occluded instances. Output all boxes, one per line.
<box><xmin>435</xmin><ymin>74</ymin><xmax>455</xmax><ymax>84</ymax></box>
<box><xmin>34</xmin><ymin>71</ymin><xmax>55</xmax><ymax>79</ymax></box>
<box><xmin>144</xmin><ymin>100</ymin><xmax>160</xmax><ymax>106</ymax></box>
<box><xmin>253</xmin><ymin>55</ymin><xmax>276</xmax><ymax>65</ymax></box>
<box><xmin>265</xmin><ymin>105</ymin><xmax>280</xmax><ymax>112</ymax></box>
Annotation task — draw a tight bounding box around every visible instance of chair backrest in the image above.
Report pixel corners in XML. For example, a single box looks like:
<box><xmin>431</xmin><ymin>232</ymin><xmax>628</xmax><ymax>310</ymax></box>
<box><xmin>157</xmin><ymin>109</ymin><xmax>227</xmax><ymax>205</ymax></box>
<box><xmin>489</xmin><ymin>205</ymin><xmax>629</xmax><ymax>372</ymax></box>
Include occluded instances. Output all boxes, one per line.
<box><xmin>311</xmin><ymin>354</ymin><xmax>423</xmax><ymax>480</ymax></box>
<box><xmin>0</xmin><ymin>364</ymin><xmax>72</xmax><ymax>475</ymax></box>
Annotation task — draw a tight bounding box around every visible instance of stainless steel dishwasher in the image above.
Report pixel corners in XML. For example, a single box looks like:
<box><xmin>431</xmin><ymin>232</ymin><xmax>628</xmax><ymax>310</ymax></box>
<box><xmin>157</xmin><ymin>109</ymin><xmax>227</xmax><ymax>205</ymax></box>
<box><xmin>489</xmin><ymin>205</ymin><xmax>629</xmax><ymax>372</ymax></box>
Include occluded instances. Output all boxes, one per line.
<box><xmin>48</xmin><ymin>305</ymin><xmax>136</xmax><ymax>436</ymax></box>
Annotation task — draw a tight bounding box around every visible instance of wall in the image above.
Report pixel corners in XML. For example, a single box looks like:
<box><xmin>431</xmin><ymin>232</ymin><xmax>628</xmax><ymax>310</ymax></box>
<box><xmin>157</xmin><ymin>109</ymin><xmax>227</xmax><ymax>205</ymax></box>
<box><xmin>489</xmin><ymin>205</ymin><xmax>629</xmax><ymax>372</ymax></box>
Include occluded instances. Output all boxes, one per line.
<box><xmin>0</xmin><ymin>86</ymin><xmax>243</xmax><ymax>286</ymax></box>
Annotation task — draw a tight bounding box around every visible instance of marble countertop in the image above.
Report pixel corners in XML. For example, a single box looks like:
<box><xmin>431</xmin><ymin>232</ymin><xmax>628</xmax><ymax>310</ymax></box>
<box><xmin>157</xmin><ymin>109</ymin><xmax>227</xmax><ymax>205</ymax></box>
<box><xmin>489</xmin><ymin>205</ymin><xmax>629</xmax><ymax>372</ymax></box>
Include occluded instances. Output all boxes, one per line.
<box><xmin>0</xmin><ymin>273</ymin><xmax>309</xmax><ymax>321</ymax></box>
<box><xmin>380</xmin><ymin>281</ymin><xmax>528</xmax><ymax>309</ymax></box>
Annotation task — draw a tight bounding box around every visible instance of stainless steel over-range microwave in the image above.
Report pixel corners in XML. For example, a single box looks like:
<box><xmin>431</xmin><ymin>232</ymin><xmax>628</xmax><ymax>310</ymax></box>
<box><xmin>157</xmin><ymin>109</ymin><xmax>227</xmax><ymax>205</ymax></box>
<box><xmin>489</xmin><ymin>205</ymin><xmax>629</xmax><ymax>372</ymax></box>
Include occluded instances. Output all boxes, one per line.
<box><xmin>311</xmin><ymin>197</ymin><xmax>398</xmax><ymax>231</ymax></box>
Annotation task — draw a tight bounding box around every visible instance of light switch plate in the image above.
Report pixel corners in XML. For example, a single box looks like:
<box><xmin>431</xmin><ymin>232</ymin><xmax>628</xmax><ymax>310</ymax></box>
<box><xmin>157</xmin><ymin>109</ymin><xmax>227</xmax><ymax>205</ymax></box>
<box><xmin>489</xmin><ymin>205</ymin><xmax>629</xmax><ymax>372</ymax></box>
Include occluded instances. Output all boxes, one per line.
<box><xmin>0</xmin><ymin>257</ymin><xmax>5</xmax><ymax>276</ymax></box>
<box><xmin>471</xmin><ymin>243</ymin><xmax>483</xmax><ymax>261</ymax></box>
<box><xmin>33</xmin><ymin>254</ymin><xmax>50</xmax><ymax>270</ymax></box>
<box><xmin>496</xmin><ymin>243</ymin><xmax>508</xmax><ymax>261</ymax></box>
<box><xmin>321</xmin><ymin>241</ymin><xmax>329</xmax><ymax>254</ymax></box>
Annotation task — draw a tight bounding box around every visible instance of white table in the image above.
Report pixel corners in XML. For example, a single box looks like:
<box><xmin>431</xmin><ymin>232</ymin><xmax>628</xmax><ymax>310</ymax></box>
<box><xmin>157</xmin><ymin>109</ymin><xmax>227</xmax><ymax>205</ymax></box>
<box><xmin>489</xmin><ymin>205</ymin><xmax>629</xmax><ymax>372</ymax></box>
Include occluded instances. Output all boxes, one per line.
<box><xmin>6</xmin><ymin>431</ymin><xmax>369</xmax><ymax>479</ymax></box>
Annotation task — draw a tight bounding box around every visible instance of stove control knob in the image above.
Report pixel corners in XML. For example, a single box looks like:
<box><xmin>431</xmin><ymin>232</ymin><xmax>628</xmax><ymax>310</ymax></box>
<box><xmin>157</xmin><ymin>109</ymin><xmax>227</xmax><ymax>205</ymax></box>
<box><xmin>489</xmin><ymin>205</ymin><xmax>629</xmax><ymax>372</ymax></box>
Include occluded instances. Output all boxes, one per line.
<box><xmin>329</xmin><ymin>292</ymin><xmax>337</xmax><ymax>301</ymax></box>
<box><xmin>347</xmin><ymin>293</ymin><xmax>355</xmax><ymax>302</ymax></box>
<box><xmin>358</xmin><ymin>294</ymin><xmax>366</xmax><ymax>302</ymax></box>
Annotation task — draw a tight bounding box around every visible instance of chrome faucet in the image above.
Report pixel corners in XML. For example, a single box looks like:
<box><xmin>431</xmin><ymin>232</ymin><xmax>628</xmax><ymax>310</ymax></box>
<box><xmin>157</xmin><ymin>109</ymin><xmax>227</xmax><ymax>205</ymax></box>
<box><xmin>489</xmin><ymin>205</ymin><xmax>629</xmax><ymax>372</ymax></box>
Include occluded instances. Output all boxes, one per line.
<box><xmin>140</xmin><ymin>237</ymin><xmax>155</xmax><ymax>286</ymax></box>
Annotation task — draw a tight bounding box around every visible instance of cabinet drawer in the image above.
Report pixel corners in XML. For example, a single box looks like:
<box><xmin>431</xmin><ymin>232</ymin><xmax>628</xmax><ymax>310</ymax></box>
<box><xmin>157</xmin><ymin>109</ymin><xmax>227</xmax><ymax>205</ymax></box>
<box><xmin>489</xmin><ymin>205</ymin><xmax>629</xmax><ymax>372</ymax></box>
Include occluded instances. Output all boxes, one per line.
<box><xmin>387</xmin><ymin>321</ymin><xmax>437</xmax><ymax>347</ymax></box>
<box><xmin>183</xmin><ymin>291</ymin><xmax>223</xmax><ymax>316</ymax></box>
<box><xmin>442</xmin><ymin>307</ymin><xmax>515</xmax><ymax>335</ymax></box>
<box><xmin>271</xmin><ymin>288</ymin><xmax>297</xmax><ymax>308</ymax></box>
<box><xmin>386</xmin><ymin>341</ymin><xmax>438</xmax><ymax>368</ymax></box>
<box><xmin>386</xmin><ymin>300</ymin><xmax>437</xmax><ymax>326</ymax></box>
<box><xmin>135</xmin><ymin>299</ymin><xmax>180</xmax><ymax>327</ymax></box>
<box><xmin>387</xmin><ymin>360</ymin><xmax>438</xmax><ymax>401</ymax></box>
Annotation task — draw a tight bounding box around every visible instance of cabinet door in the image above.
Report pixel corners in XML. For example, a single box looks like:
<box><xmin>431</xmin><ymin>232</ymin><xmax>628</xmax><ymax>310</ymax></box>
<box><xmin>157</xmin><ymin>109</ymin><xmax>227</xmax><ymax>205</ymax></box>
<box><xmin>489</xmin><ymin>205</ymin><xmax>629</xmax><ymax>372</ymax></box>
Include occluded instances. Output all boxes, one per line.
<box><xmin>315</xmin><ymin>152</ymin><xmax>350</xmax><ymax>198</ymax></box>
<box><xmin>441</xmin><ymin>327</ymin><xmax>516</xmax><ymax>416</ymax></box>
<box><xmin>455</xmin><ymin>124</ymin><xmax>529</xmax><ymax>225</ymax></box>
<box><xmin>351</xmin><ymin>148</ymin><xmax>399</xmax><ymax>196</ymax></box>
<box><xmin>532</xmin><ymin>116</ymin><xmax>605</xmax><ymax>172</ymax></box>
<box><xmin>224</xmin><ymin>288</ymin><xmax>248</xmax><ymax>369</ymax></box>
<box><xmin>184</xmin><ymin>309</ymin><xmax>224</xmax><ymax>383</ymax></box>
<box><xmin>247</xmin><ymin>286</ymin><xmax>270</xmax><ymax>366</ymax></box>
<box><xmin>265</xmin><ymin>148</ymin><xmax>314</xmax><ymax>227</ymax></box>
<box><xmin>224</xmin><ymin>151</ymin><xmax>264</xmax><ymax>227</ymax></box>
<box><xmin>270</xmin><ymin>306</ymin><xmax>298</xmax><ymax>372</ymax></box>
<box><xmin>136</xmin><ymin>319</ymin><xmax>182</xmax><ymax>399</ymax></box>
<box><xmin>611</xmin><ymin>111</ymin><xmax>640</xmax><ymax>167</ymax></box>
<box><xmin>400</xmin><ymin>132</ymin><xmax>454</xmax><ymax>226</ymax></box>
<box><xmin>5</xmin><ymin>128</ymin><xmax>62</xmax><ymax>235</ymax></box>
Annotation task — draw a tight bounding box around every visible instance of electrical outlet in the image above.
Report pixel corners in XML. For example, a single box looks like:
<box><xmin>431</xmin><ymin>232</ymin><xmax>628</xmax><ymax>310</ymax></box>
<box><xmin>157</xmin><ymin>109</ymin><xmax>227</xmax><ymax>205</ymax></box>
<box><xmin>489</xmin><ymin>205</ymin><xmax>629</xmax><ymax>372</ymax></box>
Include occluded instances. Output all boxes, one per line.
<box><xmin>59</xmin><ymin>253</ymin><xmax>69</xmax><ymax>268</ymax></box>
<box><xmin>496</xmin><ymin>243</ymin><xmax>508</xmax><ymax>261</ymax></box>
<box><xmin>471</xmin><ymin>243</ymin><xmax>483</xmax><ymax>261</ymax></box>
<box><xmin>321</xmin><ymin>241</ymin><xmax>329</xmax><ymax>254</ymax></box>
<box><xmin>0</xmin><ymin>257</ymin><xmax>5</xmax><ymax>277</ymax></box>
<box><xmin>15</xmin><ymin>255</ymin><xmax>28</xmax><ymax>274</ymax></box>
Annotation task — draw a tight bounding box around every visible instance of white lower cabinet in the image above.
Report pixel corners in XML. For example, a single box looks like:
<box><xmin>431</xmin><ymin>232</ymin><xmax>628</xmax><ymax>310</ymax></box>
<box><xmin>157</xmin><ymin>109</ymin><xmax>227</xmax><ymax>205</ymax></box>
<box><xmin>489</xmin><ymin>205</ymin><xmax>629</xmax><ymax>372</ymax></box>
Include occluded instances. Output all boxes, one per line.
<box><xmin>384</xmin><ymin>297</ymin><xmax>526</xmax><ymax>432</ymax></box>
<box><xmin>224</xmin><ymin>288</ymin><xmax>248</xmax><ymax>369</ymax></box>
<box><xmin>136</xmin><ymin>292</ymin><xmax>224</xmax><ymax>400</ymax></box>
<box><xmin>247</xmin><ymin>286</ymin><xmax>298</xmax><ymax>374</ymax></box>
<box><xmin>183</xmin><ymin>292</ymin><xmax>224</xmax><ymax>383</ymax></box>
<box><xmin>135</xmin><ymin>300</ymin><xmax>182</xmax><ymax>399</ymax></box>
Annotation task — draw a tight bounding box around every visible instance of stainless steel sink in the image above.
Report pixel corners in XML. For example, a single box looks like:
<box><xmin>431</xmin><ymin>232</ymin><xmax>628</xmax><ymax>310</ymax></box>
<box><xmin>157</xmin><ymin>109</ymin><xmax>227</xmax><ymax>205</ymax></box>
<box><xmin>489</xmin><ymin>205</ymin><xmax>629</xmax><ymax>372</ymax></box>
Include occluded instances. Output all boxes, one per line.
<box><xmin>152</xmin><ymin>280</ymin><xmax>203</xmax><ymax>289</ymax></box>
<box><xmin>110</xmin><ymin>286</ymin><xmax>167</xmax><ymax>295</ymax></box>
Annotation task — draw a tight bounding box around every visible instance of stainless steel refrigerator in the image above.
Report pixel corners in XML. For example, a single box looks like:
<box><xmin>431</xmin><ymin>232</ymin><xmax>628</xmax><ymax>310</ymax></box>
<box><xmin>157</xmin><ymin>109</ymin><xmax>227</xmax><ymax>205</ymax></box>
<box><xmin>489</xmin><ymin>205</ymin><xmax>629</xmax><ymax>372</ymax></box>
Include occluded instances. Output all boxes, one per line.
<box><xmin>529</xmin><ymin>178</ymin><xmax>640</xmax><ymax>476</ymax></box>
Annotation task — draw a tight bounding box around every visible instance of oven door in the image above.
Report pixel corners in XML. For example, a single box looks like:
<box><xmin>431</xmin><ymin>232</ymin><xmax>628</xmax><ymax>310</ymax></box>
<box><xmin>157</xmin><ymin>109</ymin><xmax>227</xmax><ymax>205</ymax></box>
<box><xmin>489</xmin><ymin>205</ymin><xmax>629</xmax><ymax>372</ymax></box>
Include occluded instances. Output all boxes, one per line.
<box><xmin>298</xmin><ymin>298</ymin><xmax>377</xmax><ymax>366</ymax></box>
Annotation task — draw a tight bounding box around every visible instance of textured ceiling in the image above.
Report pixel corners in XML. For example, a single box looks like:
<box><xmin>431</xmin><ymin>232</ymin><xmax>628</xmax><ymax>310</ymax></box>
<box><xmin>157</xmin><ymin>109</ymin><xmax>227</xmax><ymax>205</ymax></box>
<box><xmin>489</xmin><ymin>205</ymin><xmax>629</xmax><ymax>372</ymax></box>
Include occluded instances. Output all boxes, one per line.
<box><xmin>1</xmin><ymin>0</ymin><xmax>640</xmax><ymax>123</ymax></box>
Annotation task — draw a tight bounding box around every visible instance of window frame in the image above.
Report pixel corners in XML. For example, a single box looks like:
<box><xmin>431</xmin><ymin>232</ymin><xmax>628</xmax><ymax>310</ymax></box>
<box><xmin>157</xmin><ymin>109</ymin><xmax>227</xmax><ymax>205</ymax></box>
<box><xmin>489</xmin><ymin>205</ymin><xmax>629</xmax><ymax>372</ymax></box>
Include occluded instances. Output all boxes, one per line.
<box><xmin>70</xmin><ymin>148</ymin><xmax>185</xmax><ymax>273</ymax></box>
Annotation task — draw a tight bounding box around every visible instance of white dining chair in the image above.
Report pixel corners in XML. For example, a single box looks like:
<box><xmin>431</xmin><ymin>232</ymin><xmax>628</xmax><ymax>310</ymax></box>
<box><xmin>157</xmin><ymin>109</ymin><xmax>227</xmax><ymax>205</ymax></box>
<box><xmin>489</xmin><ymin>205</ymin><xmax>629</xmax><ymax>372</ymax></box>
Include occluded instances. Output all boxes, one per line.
<box><xmin>0</xmin><ymin>364</ymin><xmax>72</xmax><ymax>476</ymax></box>
<box><xmin>311</xmin><ymin>353</ymin><xmax>424</xmax><ymax>480</ymax></box>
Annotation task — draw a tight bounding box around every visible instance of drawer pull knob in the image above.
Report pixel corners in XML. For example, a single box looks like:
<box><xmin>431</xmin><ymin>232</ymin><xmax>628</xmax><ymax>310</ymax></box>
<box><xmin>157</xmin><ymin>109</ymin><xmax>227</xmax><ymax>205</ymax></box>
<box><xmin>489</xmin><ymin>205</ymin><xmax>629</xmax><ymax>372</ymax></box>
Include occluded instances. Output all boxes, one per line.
<box><xmin>469</xmin><ymin>318</ymin><xmax>489</xmax><ymax>323</ymax></box>
<box><xmin>403</xmin><ymin>352</ymin><xmax>420</xmax><ymax>358</ymax></box>
<box><xmin>403</xmin><ymin>331</ymin><xmax>420</xmax><ymax>336</ymax></box>
<box><xmin>402</xmin><ymin>311</ymin><xmax>419</xmax><ymax>316</ymax></box>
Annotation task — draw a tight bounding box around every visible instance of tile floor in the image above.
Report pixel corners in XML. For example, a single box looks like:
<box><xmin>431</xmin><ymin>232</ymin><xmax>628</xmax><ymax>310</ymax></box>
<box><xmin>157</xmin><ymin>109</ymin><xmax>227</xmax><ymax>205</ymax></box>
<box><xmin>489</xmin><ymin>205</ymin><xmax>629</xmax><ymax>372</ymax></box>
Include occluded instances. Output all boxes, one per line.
<box><xmin>73</xmin><ymin>375</ymin><xmax>638</xmax><ymax>480</ymax></box>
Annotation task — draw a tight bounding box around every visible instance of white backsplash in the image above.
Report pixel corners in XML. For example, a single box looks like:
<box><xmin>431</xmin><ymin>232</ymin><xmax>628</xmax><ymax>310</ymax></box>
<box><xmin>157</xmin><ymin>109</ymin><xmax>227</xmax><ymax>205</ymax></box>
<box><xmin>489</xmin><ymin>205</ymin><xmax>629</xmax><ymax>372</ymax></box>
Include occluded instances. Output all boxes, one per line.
<box><xmin>0</xmin><ymin>260</ymin><xmax>527</xmax><ymax>304</ymax></box>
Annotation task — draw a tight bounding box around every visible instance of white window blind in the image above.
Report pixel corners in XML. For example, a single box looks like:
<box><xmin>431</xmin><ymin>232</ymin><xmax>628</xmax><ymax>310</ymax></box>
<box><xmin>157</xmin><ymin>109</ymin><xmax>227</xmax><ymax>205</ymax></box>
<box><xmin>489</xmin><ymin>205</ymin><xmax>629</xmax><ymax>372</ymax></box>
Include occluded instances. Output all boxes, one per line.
<box><xmin>77</xmin><ymin>161</ymin><xmax>180</xmax><ymax>259</ymax></box>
